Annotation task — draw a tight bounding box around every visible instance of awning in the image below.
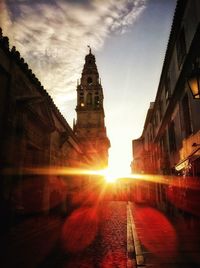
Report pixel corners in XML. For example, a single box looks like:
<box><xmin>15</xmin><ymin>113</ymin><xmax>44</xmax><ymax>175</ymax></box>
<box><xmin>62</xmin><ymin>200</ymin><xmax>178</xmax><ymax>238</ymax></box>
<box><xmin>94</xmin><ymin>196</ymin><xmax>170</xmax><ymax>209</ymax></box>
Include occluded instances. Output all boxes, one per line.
<box><xmin>175</xmin><ymin>148</ymin><xmax>200</xmax><ymax>171</ymax></box>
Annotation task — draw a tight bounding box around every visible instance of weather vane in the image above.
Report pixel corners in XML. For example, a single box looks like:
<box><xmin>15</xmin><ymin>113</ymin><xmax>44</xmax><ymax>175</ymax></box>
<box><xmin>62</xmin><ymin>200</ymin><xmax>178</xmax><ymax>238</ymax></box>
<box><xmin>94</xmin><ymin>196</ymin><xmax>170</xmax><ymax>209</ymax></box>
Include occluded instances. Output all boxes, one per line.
<box><xmin>87</xmin><ymin>45</ymin><xmax>91</xmax><ymax>54</ymax></box>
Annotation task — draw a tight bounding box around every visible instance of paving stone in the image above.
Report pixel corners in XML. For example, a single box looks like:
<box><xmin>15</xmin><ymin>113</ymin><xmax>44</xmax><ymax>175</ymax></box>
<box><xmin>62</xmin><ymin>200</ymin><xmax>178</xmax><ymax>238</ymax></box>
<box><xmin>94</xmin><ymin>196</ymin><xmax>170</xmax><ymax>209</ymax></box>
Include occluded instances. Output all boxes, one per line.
<box><xmin>131</xmin><ymin>203</ymin><xmax>200</xmax><ymax>267</ymax></box>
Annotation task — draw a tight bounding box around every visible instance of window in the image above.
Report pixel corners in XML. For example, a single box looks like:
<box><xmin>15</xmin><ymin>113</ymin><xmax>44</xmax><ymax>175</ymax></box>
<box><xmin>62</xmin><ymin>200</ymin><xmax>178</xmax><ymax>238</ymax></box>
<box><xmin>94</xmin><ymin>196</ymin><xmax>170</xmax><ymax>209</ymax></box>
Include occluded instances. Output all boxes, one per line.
<box><xmin>158</xmin><ymin>99</ymin><xmax>163</xmax><ymax>120</ymax></box>
<box><xmin>159</xmin><ymin>137</ymin><xmax>164</xmax><ymax>156</ymax></box>
<box><xmin>182</xmin><ymin>94</ymin><xmax>192</xmax><ymax>137</ymax></box>
<box><xmin>95</xmin><ymin>96</ymin><xmax>100</xmax><ymax>107</ymax></box>
<box><xmin>87</xmin><ymin>77</ymin><xmax>93</xmax><ymax>85</ymax></box>
<box><xmin>86</xmin><ymin>93</ymin><xmax>92</xmax><ymax>105</ymax></box>
<box><xmin>79</xmin><ymin>93</ymin><xmax>84</xmax><ymax>107</ymax></box>
<box><xmin>165</xmin><ymin>75</ymin><xmax>171</xmax><ymax>101</ymax></box>
<box><xmin>154</xmin><ymin>113</ymin><xmax>157</xmax><ymax>127</ymax></box>
<box><xmin>168</xmin><ymin>121</ymin><xmax>176</xmax><ymax>152</ymax></box>
<box><xmin>176</xmin><ymin>27</ymin><xmax>186</xmax><ymax>68</ymax></box>
<box><xmin>0</xmin><ymin>68</ymin><xmax>9</xmax><ymax>127</ymax></box>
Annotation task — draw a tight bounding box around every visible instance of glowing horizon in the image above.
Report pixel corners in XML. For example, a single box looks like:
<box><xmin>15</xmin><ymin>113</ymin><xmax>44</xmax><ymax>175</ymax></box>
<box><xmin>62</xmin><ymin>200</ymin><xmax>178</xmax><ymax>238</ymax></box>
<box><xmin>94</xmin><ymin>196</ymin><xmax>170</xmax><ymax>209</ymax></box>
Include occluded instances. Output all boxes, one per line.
<box><xmin>4</xmin><ymin>165</ymin><xmax>200</xmax><ymax>191</ymax></box>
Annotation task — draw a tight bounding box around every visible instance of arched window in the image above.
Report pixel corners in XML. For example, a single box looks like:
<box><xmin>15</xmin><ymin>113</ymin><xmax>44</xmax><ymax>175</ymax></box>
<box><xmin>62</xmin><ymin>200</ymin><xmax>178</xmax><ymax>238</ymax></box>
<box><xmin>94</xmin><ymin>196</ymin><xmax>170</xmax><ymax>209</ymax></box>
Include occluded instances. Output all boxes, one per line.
<box><xmin>86</xmin><ymin>93</ymin><xmax>92</xmax><ymax>105</ymax></box>
<box><xmin>87</xmin><ymin>77</ymin><xmax>93</xmax><ymax>85</ymax></box>
<box><xmin>79</xmin><ymin>96</ymin><xmax>84</xmax><ymax>107</ymax></box>
<box><xmin>95</xmin><ymin>96</ymin><xmax>100</xmax><ymax>107</ymax></box>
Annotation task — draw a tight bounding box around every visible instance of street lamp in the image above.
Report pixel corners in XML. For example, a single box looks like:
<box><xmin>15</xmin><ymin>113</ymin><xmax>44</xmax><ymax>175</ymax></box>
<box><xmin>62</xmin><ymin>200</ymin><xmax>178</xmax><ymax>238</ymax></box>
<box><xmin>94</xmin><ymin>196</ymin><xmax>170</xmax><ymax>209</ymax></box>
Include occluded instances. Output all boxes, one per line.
<box><xmin>187</xmin><ymin>58</ymin><xmax>200</xmax><ymax>99</ymax></box>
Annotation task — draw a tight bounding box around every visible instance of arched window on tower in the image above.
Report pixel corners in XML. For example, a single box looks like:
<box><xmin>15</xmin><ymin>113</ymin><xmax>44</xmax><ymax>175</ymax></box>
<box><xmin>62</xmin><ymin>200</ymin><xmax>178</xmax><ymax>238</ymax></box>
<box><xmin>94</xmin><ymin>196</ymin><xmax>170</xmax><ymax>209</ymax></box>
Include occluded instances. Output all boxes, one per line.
<box><xmin>87</xmin><ymin>77</ymin><xmax>93</xmax><ymax>86</ymax></box>
<box><xmin>79</xmin><ymin>93</ymin><xmax>84</xmax><ymax>107</ymax></box>
<box><xmin>86</xmin><ymin>93</ymin><xmax>92</xmax><ymax>106</ymax></box>
<box><xmin>95</xmin><ymin>96</ymin><xmax>100</xmax><ymax>108</ymax></box>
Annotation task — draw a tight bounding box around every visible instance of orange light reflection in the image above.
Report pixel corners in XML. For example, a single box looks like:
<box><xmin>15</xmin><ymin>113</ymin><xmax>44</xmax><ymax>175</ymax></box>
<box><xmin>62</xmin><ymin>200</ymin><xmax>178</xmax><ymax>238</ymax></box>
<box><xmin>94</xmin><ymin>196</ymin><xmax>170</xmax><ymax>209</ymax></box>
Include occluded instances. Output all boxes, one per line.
<box><xmin>133</xmin><ymin>206</ymin><xmax>178</xmax><ymax>259</ymax></box>
<box><xmin>5</xmin><ymin>166</ymin><xmax>200</xmax><ymax>216</ymax></box>
<box><xmin>61</xmin><ymin>207</ymin><xmax>99</xmax><ymax>253</ymax></box>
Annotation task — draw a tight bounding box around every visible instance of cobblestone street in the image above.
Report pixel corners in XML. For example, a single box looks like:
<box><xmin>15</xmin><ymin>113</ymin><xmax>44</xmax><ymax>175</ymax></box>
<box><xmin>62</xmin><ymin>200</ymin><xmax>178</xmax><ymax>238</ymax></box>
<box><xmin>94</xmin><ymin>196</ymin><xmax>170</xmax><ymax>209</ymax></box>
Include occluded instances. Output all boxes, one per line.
<box><xmin>1</xmin><ymin>198</ymin><xmax>200</xmax><ymax>268</ymax></box>
<box><xmin>131</xmin><ymin>203</ymin><xmax>200</xmax><ymax>268</ymax></box>
<box><xmin>40</xmin><ymin>201</ymin><xmax>129</xmax><ymax>268</ymax></box>
<box><xmin>1</xmin><ymin>201</ymin><xmax>131</xmax><ymax>268</ymax></box>
<box><xmin>1</xmin><ymin>1</ymin><xmax>200</xmax><ymax>267</ymax></box>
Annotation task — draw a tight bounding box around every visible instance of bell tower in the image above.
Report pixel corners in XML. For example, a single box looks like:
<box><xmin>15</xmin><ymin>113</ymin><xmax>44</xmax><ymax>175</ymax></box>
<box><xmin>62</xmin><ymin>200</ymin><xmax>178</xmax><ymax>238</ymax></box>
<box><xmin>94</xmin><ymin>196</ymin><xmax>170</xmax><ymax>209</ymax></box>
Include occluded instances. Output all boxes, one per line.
<box><xmin>74</xmin><ymin>47</ymin><xmax>110</xmax><ymax>168</ymax></box>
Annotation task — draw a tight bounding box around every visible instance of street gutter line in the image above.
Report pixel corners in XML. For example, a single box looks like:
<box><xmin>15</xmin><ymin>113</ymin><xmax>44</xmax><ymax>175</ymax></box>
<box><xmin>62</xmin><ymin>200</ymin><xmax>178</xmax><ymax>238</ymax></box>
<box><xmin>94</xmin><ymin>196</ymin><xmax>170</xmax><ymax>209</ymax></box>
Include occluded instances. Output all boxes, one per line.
<box><xmin>127</xmin><ymin>203</ymin><xmax>136</xmax><ymax>268</ymax></box>
<box><xmin>128</xmin><ymin>202</ymin><xmax>145</xmax><ymax>267</ymax></box>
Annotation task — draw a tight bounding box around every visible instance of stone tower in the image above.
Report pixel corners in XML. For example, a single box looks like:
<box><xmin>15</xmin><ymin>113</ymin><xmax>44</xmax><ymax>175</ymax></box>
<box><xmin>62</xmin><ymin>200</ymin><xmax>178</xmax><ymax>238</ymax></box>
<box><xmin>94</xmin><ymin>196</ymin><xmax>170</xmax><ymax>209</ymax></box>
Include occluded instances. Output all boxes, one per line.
<box><xmin>74</xmin><ymin>47</ymin><xmax>110</xmax><ymax>169</ymax></box>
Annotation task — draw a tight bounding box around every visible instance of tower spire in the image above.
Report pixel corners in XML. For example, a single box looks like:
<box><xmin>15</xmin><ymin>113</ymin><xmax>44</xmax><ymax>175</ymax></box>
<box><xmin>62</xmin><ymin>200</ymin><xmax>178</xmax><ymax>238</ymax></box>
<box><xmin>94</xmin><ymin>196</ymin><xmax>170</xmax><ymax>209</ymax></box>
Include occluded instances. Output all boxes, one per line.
<box><xmin>87</xmin><ymin>45</ymin><xmax>91</xmax><ymax>54</ymax></box>
<box><xmin>75</xmin><ymin>50</ymin><xmax>110</xmax><ymax>168</ymax></box>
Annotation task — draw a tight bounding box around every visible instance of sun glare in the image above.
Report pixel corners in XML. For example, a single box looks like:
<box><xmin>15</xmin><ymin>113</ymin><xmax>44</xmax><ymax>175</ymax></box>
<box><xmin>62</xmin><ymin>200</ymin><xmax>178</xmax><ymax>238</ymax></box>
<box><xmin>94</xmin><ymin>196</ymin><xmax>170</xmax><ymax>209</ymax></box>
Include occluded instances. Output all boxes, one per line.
<box><xmin>99</xmin><ymin>168</ymin><xmax>118</xmax><ymax>183</ymax></box>
<box><xmin>105</xmin><ymin>174</ymin><xmax>117</xmax><ymax>183</ymax></box>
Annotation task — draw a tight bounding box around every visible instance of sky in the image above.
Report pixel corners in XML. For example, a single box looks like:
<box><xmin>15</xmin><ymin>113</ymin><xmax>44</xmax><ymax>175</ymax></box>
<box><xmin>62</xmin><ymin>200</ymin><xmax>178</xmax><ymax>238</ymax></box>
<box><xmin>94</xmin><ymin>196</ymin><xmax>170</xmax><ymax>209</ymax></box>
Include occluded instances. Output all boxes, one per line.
<box><xmin>0</xmin><ymin>0</ymin><xmax>176</xmax><ymax>174</ymax></box>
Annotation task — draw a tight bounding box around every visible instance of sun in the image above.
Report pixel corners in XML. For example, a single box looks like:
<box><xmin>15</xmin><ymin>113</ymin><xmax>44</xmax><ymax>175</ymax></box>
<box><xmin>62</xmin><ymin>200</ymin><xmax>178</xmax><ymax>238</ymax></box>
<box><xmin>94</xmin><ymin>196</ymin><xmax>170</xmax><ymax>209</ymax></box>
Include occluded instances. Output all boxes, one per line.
<box><xmin>94</xmin><ymin>166</ymin><xmax>132</xmax><ymax>184</ymax></box>
<box><xmin>101</xmin><ymin>168</ymin><xmax>118</xmax><ymax>183</ymax></box>
<box><xmin>105</xmin><ymin>174</ymin><xmax>117</xmax><ymax>183</ymax></box>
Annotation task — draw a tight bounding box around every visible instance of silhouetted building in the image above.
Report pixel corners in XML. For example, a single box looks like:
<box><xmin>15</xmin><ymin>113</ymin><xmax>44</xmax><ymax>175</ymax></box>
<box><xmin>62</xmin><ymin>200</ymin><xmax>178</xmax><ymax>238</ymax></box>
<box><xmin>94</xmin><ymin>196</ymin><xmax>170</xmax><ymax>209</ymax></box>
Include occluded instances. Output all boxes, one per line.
<box><xmin>132</xmin><ymin>102</ymin><xmax>156</xmax><ymax>174</ymax></box>
<box><xmin>132</xmin><ymin>0</ymin><xmax>200</xmax><ymax>177</ymax></box>
<box><xmin>74</xmin><ymin>47</ymin><xmax>110</xmax><ymax>169</ymax></box>
<box><xmin>0</xmin><ymin>29</ymin><xmax>89</xmax><ymax>225</ymax></box>
<box><xmin>131</xmin><ymin>137</ymin><xmax>144</xmax><ymax>174</ymax></box>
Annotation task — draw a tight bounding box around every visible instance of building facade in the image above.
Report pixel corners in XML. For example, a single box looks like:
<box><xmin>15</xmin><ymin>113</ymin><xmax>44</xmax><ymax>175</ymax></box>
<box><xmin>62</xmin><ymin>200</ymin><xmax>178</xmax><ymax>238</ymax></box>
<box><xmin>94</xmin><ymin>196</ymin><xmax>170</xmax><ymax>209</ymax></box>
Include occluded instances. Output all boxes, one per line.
<box><xmin>0</xmin><ymin>29</ymin><xmax>90</xmax><ymax>227</ymax></box>
<box><xmin>74</xmin><ymin>48</ymin><xmax>110</xmax><ymax>169</ymax></box>
<box><xmin>132</xmin><ymin>0</ymin><xmax>200</xmax><ymax>177</ymax></box>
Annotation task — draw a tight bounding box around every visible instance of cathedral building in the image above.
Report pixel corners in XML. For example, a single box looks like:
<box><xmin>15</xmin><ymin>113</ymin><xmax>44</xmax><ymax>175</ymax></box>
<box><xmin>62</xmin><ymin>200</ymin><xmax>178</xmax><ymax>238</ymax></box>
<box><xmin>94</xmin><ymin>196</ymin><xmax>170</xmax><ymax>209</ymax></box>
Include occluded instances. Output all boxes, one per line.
<box><xmin>74</xmin><ymin>48</ymin><xmax>110</xmax><ymax>169</ymax></box>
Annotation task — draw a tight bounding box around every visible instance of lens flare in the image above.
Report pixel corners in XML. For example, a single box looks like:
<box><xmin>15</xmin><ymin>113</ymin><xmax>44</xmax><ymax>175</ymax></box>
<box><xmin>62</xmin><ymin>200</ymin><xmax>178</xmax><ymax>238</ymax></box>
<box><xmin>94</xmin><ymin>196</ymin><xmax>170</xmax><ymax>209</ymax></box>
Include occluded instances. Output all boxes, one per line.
<box><xmin>98</xmin><ymin>168</ymin><xmax>119</xmax><ymax>183</ymax></box>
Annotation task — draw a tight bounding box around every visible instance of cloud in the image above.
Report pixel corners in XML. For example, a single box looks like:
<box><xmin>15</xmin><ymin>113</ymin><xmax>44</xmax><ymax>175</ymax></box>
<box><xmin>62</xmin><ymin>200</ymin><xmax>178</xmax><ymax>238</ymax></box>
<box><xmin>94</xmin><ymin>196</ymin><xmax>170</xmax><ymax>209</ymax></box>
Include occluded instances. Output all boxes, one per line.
<box><xmin>0</xmin><ymin>0</ymin><xmax>12</xmax><ymax>31</ymax></box>
<box><xmin>0</xmin><ymin>0</ymin><xmax>147</xmax><ymax>115</ymax></box>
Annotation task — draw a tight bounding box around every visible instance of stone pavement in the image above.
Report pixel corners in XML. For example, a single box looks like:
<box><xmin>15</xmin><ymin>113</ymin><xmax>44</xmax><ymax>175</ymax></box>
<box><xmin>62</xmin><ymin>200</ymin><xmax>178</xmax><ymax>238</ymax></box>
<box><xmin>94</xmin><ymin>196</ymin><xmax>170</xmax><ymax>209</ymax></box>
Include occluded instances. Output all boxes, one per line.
<box><xmin>1</xmin><ymin>201</ymin><xmax>135</xmax><ymax>268</ymax></box>
<box><xmin>40</xmin><ymin>201</ymin><xmax>131</xmax><ymax>268</ymax></box>
<box><xmin>0</xmin><ymin>214</ymin><xmax>63</xmax><ymax>268</ymax></box>
<box><xmin>3</xmin><ymin>200</ymin><xmax>199</xmax><ymax>267</ymax></box>
<box><xmin>130</xmin><ymin>202</ymin><xmax>200</xmax><ymax>268</ymax></box>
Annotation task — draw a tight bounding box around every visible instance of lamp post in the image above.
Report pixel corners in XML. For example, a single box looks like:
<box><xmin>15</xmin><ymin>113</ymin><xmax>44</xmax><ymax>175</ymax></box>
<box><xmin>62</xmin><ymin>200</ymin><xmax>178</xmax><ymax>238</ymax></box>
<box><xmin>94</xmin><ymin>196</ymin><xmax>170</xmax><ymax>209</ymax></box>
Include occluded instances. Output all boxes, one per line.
<box><xmin>187</xmin><ymin>58</ymin><xmax>200</xmax><ymax>99</ymax></box>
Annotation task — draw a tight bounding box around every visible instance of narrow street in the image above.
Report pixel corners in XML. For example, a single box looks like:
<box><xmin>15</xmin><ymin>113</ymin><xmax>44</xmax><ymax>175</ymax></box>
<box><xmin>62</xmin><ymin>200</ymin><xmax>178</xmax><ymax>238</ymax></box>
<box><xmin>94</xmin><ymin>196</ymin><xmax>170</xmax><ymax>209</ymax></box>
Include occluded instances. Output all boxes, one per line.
<box><xmin>1</xmin><ymin>192</ymin><xmax>200</xmax><ymax>268</ymax></box>
<box><xmin>1</xmin><ymin>200</ymin><xmax>129</xmax><ymax>268</ymax></box>
<box><xmin>1</xmin><ymin>1</ymin><xmax>200</xmax><ymax>268</ymax></box>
